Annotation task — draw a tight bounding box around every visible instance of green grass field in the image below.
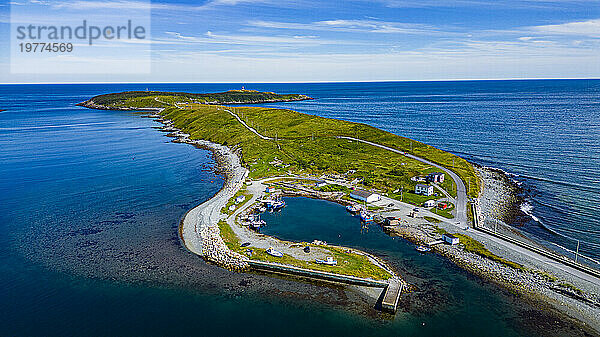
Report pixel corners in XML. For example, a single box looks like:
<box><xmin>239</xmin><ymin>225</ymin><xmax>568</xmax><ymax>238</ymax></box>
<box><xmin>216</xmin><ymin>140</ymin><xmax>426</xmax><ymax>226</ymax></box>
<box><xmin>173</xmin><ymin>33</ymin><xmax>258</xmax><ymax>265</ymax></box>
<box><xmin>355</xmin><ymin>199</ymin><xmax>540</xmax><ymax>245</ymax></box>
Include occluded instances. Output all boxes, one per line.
<box><xmin>158</xmin><ymin>104</ymin><xmax>480</xmax><ymax>198</ymax></box>
<box><xmin>84</xmin><ymin>90</ymin><xmax>481</xmax><ymax>197</ymax></box>
<box><xmin>217</xmin><ymin>220</ymin><xmax>392</xmax><ymax>280</ymax></box>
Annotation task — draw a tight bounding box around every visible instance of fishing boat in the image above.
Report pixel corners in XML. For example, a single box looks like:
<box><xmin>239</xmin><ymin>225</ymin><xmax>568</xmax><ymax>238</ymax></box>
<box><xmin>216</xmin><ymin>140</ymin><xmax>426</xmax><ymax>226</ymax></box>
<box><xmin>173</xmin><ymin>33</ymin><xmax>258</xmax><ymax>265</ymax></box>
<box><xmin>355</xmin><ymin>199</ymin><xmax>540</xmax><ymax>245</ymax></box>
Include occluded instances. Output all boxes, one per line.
<box><xmin>346</xmin><ymin>204</ymin><xmax>360</xmax><ymax>213</ymax></box>
<box><xmin>303</xmin><ymin>246</ymin><xmax>311</xmax><ymax>253</ymax></box>
<box><xmin>416</xmin><ymin>245</ymin><xmax>431</xmax><ymax>253</ymax></box>
<box><xmin>273</xmin><ymin>200</ymin><xmax>286</xmax><ymax>209</ymax></box>
<box><xmin>359</xmin><ymin>211</ymin><xmax>373</xmax><ymax>222</ymax></box>
<box><xmin>264</xmin><ymin>196</ymin><xmax>286</xmax><ymax>211</ymax></box>
<box><xmin>248</xmin><ymin>215</ymin><xmax>266</xmax><ymax>230</ymax></box>
<box><xmin>266</xmin><ymin>247</ymin><xmax>283</xmax><ymax>257</ymax></box>
<box><xmin>315</xmin><ymin>256</ymin><xmax>337</xmax><ymax>266</ymax></box>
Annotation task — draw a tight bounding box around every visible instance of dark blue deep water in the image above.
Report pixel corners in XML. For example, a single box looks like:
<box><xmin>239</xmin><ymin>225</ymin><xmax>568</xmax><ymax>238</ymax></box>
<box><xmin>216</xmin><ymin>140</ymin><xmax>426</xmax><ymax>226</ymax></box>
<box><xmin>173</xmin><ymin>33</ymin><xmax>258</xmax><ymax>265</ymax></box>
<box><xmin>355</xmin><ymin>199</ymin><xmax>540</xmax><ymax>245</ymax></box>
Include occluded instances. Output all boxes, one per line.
<box><xmin>0</xmin><ymin>80</ymin><xmax>597</xmax><ymax>336</ymax></box>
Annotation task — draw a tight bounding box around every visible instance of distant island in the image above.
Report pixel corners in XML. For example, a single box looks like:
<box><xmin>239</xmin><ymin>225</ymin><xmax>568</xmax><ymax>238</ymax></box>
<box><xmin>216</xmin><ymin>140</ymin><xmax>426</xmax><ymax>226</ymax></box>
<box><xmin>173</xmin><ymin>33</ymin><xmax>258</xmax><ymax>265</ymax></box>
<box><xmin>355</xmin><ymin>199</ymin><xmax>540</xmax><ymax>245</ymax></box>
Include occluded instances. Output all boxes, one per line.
<box><xmin>77</xmin><ymin>89</ymin><xmax>313</xmax><ymax>110</ymax></box>
<box><xmin>79</xmin><ymin>89</ymin><xmax>600</xmax><ymax>327</ymax></box>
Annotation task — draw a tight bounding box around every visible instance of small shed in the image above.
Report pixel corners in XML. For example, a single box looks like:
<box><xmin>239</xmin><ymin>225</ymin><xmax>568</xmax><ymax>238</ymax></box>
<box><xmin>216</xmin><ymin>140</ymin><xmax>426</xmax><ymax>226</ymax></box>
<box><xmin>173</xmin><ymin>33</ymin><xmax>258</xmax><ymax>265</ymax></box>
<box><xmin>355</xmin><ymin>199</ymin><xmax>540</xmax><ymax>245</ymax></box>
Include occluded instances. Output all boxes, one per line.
<box><xmin>235</xmin><ymin>195</ymin><xmax>246</xmax><ymax>204</ymax></box>
<box><xmin>423</xmin><ymin>200</ymin><xmax>436</xmax><ymax>208</ymax></box>
<box><xmin>443</xmin><ymin>234</ymin><xmax>460</xmax><ymax>245</ymax></box>
<box><xmin>349</xmin><ymin>189</ymin><xmax>381</xmax><ymax>203</ymax></box>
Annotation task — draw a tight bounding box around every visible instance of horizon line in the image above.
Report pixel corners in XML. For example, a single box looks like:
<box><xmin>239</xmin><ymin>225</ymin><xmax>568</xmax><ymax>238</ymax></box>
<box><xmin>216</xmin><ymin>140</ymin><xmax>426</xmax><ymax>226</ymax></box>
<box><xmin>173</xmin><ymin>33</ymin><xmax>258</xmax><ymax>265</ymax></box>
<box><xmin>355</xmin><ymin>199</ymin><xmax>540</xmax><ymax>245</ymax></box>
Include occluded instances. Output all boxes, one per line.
<box><xmin>1</xmin><ymin>77</ymin><xmax>599</xmax><ymax>85</ymax></box>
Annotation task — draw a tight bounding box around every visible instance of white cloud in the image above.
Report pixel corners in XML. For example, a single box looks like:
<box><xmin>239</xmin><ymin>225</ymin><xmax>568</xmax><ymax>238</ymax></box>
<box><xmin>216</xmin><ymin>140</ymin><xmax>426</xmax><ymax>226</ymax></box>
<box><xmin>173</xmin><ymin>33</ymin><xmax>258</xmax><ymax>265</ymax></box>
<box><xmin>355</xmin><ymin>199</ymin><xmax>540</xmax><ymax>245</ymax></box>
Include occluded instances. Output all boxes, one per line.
<box><xmin>162</xmin><ymin>30</ymin><xmax>367</xmax><ymax>46</ymax></box>
<box><xmin>248</xmin><ymin>19</ymin><xmax>446</xmax><ymax>35</ymax></box>
<box><xmin>531</xmin><ymin>18</ymin><xmax>600</xmax><ymax>38</ymax></box>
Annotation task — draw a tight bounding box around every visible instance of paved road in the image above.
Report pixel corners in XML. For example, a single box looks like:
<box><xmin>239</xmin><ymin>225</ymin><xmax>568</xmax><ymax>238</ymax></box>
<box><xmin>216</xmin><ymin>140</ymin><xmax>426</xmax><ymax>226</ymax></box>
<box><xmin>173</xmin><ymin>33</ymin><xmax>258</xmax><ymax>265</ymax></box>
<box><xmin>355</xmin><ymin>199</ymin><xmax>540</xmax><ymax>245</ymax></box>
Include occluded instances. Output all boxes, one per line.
<box><xmin>336</xmin><ymin>136</ymin><xmax>468</xmax><ymax>226</ymax></box>
<box><xmin>212</xmin><ymin>110</ymin><xmax>468</xmax><ymax>226</ymax></box>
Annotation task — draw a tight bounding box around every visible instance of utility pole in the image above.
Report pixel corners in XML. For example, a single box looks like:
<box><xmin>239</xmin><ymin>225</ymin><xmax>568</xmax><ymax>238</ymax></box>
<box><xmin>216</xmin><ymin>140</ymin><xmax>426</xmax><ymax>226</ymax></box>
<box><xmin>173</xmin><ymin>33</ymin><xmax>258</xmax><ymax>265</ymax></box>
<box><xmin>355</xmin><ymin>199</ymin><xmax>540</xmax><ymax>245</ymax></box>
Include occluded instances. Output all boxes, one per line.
<box><xmin>400</xmin><ymin>186</ymin><xmax>403</xmax><ymax>201</ymax></box>
<box><xmin>575</xmin><ymin>240</ymin><xmax>580</xmax><ymax>262</ymax></box>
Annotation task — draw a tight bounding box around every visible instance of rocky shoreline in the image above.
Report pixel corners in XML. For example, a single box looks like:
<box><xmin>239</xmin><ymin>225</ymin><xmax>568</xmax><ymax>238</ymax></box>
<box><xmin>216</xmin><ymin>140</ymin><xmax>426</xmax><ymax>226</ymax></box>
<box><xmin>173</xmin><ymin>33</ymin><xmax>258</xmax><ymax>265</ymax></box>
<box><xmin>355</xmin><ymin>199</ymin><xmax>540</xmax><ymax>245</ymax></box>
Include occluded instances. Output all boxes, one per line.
<box><xmin>476</xmin><ymin>166</ymin><xmax>525</xmax><ymax>225</ymax></box>
<box><xmin>385</xmin><ymin>166</ymin><xmax>600</xmax><ymax>334</ymax></box>
<box><xmin>151</xmin><ymin>114</ymin><xmax>250</xmax><ymax>272</ymax></box>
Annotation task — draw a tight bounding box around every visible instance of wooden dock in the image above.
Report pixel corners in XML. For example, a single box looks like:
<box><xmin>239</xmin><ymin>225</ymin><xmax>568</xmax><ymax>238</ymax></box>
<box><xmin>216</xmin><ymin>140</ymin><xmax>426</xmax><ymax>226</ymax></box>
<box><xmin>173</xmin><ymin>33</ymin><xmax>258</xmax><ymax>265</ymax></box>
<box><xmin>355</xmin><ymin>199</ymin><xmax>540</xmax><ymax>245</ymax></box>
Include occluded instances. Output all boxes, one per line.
<box><xmin>381</xmin><ymin>279</ymin><xmax>403</xmax><ymax>313</ymax></box>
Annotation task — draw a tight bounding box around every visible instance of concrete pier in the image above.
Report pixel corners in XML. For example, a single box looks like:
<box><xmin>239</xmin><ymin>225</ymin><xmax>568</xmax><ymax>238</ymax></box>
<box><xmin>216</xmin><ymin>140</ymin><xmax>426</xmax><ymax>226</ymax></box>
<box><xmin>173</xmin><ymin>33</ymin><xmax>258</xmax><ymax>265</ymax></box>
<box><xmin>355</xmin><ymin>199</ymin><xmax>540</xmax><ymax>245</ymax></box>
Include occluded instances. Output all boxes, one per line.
<box><xmin>248</xmin><ymin>260</ymin><xmax>388</xmax><ymax>287</ymax></box>
<box><xmin>381</xmin><ymin>279</ymin><xmax>403</xmax><ymax>313</ymax></box>
<box><xmin>249</xmin><ymin>260</ymin><xmax>404</xmax><ymax>313</ymax></box>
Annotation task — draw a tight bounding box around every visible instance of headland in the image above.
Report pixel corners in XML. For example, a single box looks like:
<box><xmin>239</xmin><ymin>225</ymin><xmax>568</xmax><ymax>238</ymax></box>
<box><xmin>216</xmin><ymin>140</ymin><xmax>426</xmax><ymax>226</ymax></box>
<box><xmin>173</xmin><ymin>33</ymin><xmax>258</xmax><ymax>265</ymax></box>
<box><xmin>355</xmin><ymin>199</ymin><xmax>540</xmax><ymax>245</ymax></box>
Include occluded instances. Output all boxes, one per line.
<box><xmin>79</xmin><ymin>89</ymin><xmax>600</xmax><ymax>332</ymax></box>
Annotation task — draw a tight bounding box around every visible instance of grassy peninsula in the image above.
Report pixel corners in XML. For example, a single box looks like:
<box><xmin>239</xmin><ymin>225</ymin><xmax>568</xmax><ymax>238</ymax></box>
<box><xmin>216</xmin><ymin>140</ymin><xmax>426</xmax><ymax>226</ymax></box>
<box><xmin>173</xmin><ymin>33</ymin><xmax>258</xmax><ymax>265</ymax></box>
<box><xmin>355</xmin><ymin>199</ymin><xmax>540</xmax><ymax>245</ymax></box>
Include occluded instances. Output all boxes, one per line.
<box><xmin>164</xmin><ymin>108</ymin><xmax>479</xmax><ymax>198</ymax></box>
<box><xmin>82</xmin><ymin>89</ymin><xmax>480</xmax><ymax>198</ymax></box>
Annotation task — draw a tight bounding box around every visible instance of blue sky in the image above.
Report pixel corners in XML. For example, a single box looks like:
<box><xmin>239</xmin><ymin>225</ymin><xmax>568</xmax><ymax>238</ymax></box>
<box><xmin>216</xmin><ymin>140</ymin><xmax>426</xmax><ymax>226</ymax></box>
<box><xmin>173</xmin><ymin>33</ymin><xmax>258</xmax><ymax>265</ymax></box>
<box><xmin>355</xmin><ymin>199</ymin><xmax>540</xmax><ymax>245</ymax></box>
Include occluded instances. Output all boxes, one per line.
<box><xmin>0</xmin><ymin>0</ymin><xmax>599</xmax><ymax>83</ymax></box>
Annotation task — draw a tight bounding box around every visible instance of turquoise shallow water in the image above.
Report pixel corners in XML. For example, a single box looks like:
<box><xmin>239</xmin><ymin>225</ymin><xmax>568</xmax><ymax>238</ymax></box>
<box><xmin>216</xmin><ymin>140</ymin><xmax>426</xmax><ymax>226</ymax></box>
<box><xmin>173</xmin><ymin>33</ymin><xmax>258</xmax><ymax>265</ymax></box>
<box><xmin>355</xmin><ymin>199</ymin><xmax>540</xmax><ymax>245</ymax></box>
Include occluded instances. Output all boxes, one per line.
<box><xmin>0</xmin><ymin>82</ymin><xmax>594</xmax><ymax>336</ymax></box>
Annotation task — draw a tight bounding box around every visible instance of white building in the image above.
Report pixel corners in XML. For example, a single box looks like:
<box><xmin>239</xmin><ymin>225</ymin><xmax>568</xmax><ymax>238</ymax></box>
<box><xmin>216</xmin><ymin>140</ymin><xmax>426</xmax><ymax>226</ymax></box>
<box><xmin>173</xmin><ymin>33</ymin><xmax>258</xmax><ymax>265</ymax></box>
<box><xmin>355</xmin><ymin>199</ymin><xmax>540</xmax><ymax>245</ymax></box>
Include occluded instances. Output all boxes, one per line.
<box><xmin>415</xmin><ymin>184</ymin><xmax>434</xmax><ymax>196</ymax></box>
<box><xmin>443</xmin><ymin>234</ymin><xmax>460</xmax><ymax>245</ymax></box>
<box><xmin>349</xmin><ymin>189</ymin><xmax>381</xmax><ymax>203</ymax></box>
<box><xmin>428</xmin><ymin>172</ymin><xmax>445</xmax><ymax>183</ymax></box>
<box><xmin>235</xmin><ymin>195</ymin><xmax>246</xmax><ymax>204</ymax></box>
<box><xmin>423</xmin><ymin>200</ymin><xmax>436</xmax><ymax>208</ymax></box>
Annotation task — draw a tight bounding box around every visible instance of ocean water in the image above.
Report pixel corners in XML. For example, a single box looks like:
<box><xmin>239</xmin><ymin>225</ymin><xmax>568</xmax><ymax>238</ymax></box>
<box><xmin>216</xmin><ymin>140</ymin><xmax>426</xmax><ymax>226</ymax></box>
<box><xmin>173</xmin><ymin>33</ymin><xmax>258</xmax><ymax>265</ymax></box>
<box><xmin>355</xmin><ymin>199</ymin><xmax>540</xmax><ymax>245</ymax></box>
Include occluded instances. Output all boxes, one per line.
<box><xmin>0</xmin><ymin>81</ymin><xmax>596</xmax><ymax>336</ymax></box>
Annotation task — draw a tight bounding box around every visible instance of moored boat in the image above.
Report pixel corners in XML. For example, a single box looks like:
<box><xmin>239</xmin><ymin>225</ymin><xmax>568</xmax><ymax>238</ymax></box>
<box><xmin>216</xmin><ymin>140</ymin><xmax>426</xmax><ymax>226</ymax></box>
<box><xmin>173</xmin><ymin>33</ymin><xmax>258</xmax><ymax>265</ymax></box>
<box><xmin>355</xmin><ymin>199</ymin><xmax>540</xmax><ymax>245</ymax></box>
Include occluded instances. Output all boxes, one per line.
<box><xmin>346</xmin><ymin>204</ymin><xmax>360</xmax><ymax>213</ymax></box>
<box><xmin>270</xmin><ymin>200</ymin><xmax>286</xmax><ymax>211</ymax></box>
<box><xmin>416</xmin><ymin>245</ymin><xmax>431</xmax><ymax>253</ymax></box>
<box><xmin>359</xmin><ymin>210</ymin><xmax>373</xmax><ymax>222</ymax></box>
<box><xmin>264</xmin><ymin>197</ymin><xmax>286</xmax><ymax>211</ymax></box>
<box><xmin>248</xmin><ymin>215</ymin><xmax>266</xmax><ymax>230</ymax></box>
